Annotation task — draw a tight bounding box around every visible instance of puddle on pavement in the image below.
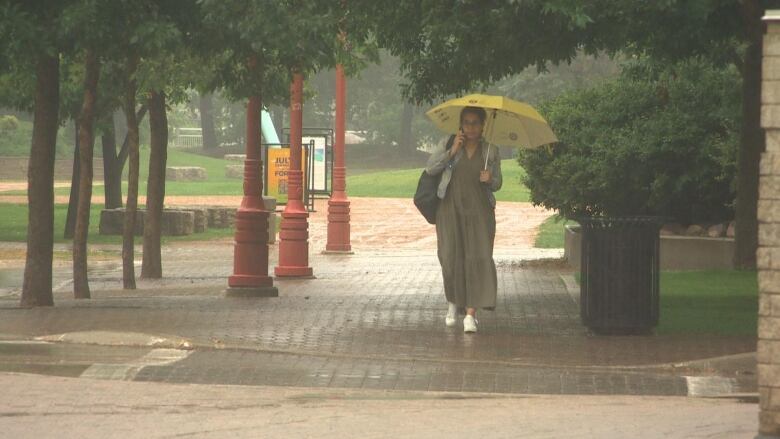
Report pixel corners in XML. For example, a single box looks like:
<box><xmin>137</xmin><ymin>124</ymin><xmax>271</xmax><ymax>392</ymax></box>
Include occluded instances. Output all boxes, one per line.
<box><xmin>0</xmin><ymin>340</ymin><xmax>153</xmax><ymax>378</ymax></box>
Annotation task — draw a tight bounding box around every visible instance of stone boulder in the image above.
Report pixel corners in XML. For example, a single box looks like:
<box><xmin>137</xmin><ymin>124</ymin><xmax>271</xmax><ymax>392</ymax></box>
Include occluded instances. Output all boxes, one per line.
<box><xmin>707</xmin><ymin>223</ymin><xmax>727</xmax><ymax>238</ymax></box>
<box><xmin>206</xmin><ymin>206</ymin><xmax>237</xmax><ymax>229</ymax></box>
<box><xmin>225</xmin><ymin>164</ymin><xmax>243</xmax><ymax>179</ymax></box>
<box><xmin>223</xmin><ymin>154</ymin><xmax>246</xmax><ymax>162</ymax></box>
<box><xmin>685</xmin><ymin>224</ymin><xmax>707</xmax><ymax>237</ymax></box>
<box><xmin>727</xmin><ymin>221</ymin><xmax>736</xmax><ymax>238</ymax></box>
<box><xmin>660</xmin><ymin>223</ymin><xmax>686</xmax><ymax>236</ymax></box>
<box><xmin>166</xmin><ymin>166</ymin><xmax>207</xmax><ymax>181</ymax></box>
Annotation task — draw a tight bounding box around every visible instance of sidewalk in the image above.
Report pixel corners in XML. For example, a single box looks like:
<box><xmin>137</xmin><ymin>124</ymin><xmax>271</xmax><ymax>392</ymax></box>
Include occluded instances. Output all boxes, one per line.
<box><xmin>0</xmin><ymin>372</ymin><xmax>758</xmax><ymax>439</ymax></box>
<box><xmin>0</xmin><ymin>239</ymin><xmax>757</xmax><ymax>394</ymax></box>
<box><xmin>0</xmin><ymin>197</ymin><xmax>760</xmax><ymax>436</ymax></box>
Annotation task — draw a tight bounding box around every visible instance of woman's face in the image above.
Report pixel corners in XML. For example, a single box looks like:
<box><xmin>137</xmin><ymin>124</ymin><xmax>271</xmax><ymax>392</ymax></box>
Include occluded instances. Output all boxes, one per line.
<box><xmin>461</xmin><ymin>112</ymin><xmax>484</xmax><ymax>141</ymax></box>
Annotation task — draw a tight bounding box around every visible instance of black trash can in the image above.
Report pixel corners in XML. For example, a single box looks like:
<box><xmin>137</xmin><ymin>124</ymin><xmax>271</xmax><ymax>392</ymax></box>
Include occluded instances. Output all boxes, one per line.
<box><xmin>578</xmin><ymin>216</ymin><xmax>663</xmax><ymax>334</ymax></box>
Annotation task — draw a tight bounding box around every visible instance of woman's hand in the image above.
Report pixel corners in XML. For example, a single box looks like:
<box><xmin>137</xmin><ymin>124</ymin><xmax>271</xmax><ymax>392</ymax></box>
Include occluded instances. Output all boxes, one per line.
<box><xmin>450</xmin><ymin>130</ymin><xmax>465</xmax><ymax>158</ymax></box>
<box><xmin>479</xmin><ymin>170</ymin><xmax>491</xmax><ymax>183</ymax></box>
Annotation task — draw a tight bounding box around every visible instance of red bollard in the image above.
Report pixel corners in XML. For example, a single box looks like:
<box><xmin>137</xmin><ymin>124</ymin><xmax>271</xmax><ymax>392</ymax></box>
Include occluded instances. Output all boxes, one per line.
<box><xmin>275</xmin><ymin>72</ymin><xmax>314</xmax><ymax>278</ymax></box>
<box><xmin>226</xmin><ymin>94</ymin><xmax>278</xmax><ymax>297</ymax></box>
<box><xmin>325</xmin><ymin>64</ymin><xmax>353</xmax><ymax>254</ymax></box>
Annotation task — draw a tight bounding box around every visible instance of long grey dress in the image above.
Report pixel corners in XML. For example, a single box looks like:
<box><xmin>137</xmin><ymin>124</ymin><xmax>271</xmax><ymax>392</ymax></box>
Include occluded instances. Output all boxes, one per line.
<box><xmin>435</xmin><ymin>144</ymin><xmax>497</xmax><ymax>310</ymax></box>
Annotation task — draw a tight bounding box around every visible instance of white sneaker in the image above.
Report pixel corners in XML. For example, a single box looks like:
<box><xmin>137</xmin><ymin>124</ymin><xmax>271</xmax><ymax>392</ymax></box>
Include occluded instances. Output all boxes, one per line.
<box><xmin>463</xmin><ymin>315</ymin><xmax>478</xmax><ymax>333</ymax></box>
<box><xmin>445</xmin><ymin>303</ymin><xmax>458</xmax><ymax>327</ymax></box>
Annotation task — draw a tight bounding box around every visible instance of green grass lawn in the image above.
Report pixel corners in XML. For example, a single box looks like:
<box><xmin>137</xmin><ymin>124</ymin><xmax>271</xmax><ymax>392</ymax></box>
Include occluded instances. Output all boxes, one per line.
<box><xmin>0</xmin><ymin>203</ymin><xmax>235</xmax><ymax>244</ymax></box>
<box><xmin>53</xmin><ymin>148</ymin><xmax>246</xmax><ymax>198</ymax></box>
<box><xmin>657</xmin><ymin>270</ymin><xmax>758</xmax><ymax>336</ymax></box>
<box><xmin>576</xmin><ymin>269</ymin><xmax>759</xmax><ymax>336</ymax></box>
<box><xmin>534</xmin><ymin>216</ymin><xmax>573</xmax><ymax>248</ymax></box>
<box><xmin>3</xmin><ymin>149</ymin><xmax>243</xmax><ymax>197</ymax></box>
<box><xmin>9</xmin><ymin>150</ymin><xmax>529</xmax><ymax>202</ymax></box>
<box><xmin>347</xmin><ymin>158</ymin><xmax>530</xmax><ymax>202</ymax></box>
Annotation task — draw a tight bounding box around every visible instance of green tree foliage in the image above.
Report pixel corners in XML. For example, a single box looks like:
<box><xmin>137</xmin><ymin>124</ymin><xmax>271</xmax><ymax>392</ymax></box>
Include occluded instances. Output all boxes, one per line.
<box><xmin>199</xmin><ymin>0</ymin><xmax>343</xmax><ymax>102</ymax></box>
<box><xmin>487</xmin><ymin>53</ymin><xmax>620</xmax><ymax>106</ymax></box>
<box><xmin>520</xmin><ymin>58</ymin><xmax>741</xmax><ymax>224</ymax></box>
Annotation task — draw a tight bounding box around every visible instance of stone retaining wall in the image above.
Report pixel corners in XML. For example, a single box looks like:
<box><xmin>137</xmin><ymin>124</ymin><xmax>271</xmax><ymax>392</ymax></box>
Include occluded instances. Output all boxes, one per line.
<box><xmin>564</xmin><ymin>226</ymin><xmax>735</xmax><ymax>271</ymax></box>
<box><xmin>99</xmin><ymin>209</ymin><xmax>195</xmax><ymax>236</ymax></box>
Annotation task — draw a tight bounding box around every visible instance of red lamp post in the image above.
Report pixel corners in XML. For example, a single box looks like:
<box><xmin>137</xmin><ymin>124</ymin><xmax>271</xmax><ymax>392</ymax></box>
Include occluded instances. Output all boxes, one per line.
<box><xmin>275</xmin><ymin>72</ymin><xmax>313</xmax><ymax>277</ymax></box>
<box><xmin>226</xmin><ymin>87</ymin><xmax>278</xmax><ymax>297</ymax></box>
<box><xmin>325</xmin><ymin>64</ymin><xmax>352</xmax><ymax>253</ymax></box>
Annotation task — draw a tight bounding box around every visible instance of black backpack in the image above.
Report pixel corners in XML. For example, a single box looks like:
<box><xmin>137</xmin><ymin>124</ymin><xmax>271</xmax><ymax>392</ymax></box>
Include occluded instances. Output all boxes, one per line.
<box><xmin>413</xmin><ymin>135</ymin><xmax>455</xmax><ymax>225</ymax></box>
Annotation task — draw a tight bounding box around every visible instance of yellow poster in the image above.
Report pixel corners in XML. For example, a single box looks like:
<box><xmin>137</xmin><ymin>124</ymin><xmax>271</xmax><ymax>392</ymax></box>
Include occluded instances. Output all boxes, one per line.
<box><xmin>267</xmin><ymin>147</ymin><xmax>307</xmax><ymax>204</ymax></box>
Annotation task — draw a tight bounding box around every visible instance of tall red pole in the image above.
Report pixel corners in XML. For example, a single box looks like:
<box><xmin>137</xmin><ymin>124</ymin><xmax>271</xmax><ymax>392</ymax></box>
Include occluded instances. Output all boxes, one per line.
<box><xmin>325</xmin><ymin>64</ymin><xmax>352</xmax><ymax>253</ymax></box>
<box><xmin>275</xmin><ymin>72</ymin><xmax>313</xmax><ymax>277</ymax></box>
<box><xmin>226</xmin><ymin>70</ymin><xmax>278</xmax><ymax>296</ymax></box>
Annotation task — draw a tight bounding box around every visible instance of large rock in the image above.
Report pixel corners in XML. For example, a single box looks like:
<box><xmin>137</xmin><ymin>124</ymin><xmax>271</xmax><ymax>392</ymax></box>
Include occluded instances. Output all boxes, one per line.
<box><xmin>161</xmin><ymin>209</ymin><xmax>195</xmax><ymax>236</ymax></box>
<box><xmin>168</xmin><ymin>206</ymin><xmax>208</xmax><ymax>233</ymax></box>
<box><xmin>727</xmin><ymin>221</ymin><xmax>736</xmax><ymax>238</ymax></box>
<box><xmin>99</xmin><ymin>209</ymin><xmax>144</xmax><ymax>236</ymax></box>
<box><xmin>660</xmin><ymin>223</ymin><xmax>686</xmax><ymax>236</ymax></box>
<box><xmin>223</xmin><ymin>154</ymin><xmax>246</xmax><ymax>162</ymax></box>
<box><xmin>206</xmin><ymin>207</ymin><xmax>237</xmax><ymax>228</ymax></box>
<box><xmin>685</xmin><ymin>224</ymin><xmax>707</xmax><ymax>237</ymax></box>
<box><xmin>225</xmin><ymin>164</ymin><xmax>243</xmax><ymax>179</ymax></box>
<box><xmin>166</xmin><ymin>166</ymin><xmax>207</xmax><ymax>181</ymax></box>
<box><xmin>190</xmin><ymin>207</ymin><xmax>208</xmax><ymax>233</ymax></box>
<box><xmin>707</xmin><ymin>223</ymin><xmax>727</xmax><ymax>238</ymax></box>
<box><xmin>203</xmin><ymin>198</ymin><xmax>276</xmax><ymax>243</ymax></box>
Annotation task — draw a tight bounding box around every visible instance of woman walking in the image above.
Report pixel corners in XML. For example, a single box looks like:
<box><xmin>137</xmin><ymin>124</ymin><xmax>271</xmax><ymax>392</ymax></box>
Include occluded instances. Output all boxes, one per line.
<box><xmin>425</xmin><ymin>106</ymin><xmax>502</xmax><ymax>333</ymax></box>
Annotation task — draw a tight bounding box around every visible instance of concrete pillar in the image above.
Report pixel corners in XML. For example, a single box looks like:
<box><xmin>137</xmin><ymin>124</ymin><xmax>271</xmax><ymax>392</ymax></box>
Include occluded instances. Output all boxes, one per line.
<box><xmin>758</xmin><ymin>10</ymin><xmax>780</xmax><ymax>438</ymax></box>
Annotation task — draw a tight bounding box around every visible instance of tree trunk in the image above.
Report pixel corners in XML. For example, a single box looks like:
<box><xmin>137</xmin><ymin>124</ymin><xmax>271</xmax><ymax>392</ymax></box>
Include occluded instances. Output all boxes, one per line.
<box><xmin>399</xmin><ymin>102</ymin><xmax>414</xmax><ymax>153</ymax></box>
<box><xmin>122</xmin><ymin>56</ymin><xmax>140</xmax><ymax>290</ymax></box>
<box><xmin>101</xmin><ymin>104</ymin><xmax>148</xmax><ymax>210</ymax></box>
<box><xmin>142</xmin><ymin>90</ymin><xmax>168</xmax><ymax>279</ymax></box>
<box><xmin>734</xmin><ymin>1</ymin><xmax>764</xmax><ymax>270</ymax></box>
<box><xmin>101</xmin><ymin>117</ymin><xmax>123</xmax><ymax>209</ymax></box>
<box><xmin>21</xmin><ymin>54</ymin><xmax>59</xmax><ymax>308</ymax></box>
<box><xmin>72</xmin><ymin>50</ymin><xmax>100</xmax><ymax>299</ymax></box>
<box><xmin>64</xmin><ymin>121</ymin><xmax>79</xmax><ymax>238</ymax></box>
<box><xmin>117</xmin><ymin>104</ymin><xmax>147</xmax><ymax>168</ymax></box>
<box><xmin>199</xmin><ymin>92</ymin><xmax>217</xmax><ymax>150</ymax></box>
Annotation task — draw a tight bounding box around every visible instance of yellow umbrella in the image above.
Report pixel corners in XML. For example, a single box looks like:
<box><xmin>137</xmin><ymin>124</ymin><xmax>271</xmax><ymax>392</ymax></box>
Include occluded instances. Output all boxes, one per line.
<box><xmin>425</xmin><ymin>93</ymin><xmax>558</xmax><ymax>151</ymax></box>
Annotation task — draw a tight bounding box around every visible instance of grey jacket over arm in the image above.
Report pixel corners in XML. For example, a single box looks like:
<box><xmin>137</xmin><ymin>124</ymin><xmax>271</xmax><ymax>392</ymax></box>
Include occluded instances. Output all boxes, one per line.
<box><xmin>425</xmin><ymin>137</ymin><xmax>503</xmax><ymax>208</ymax></box>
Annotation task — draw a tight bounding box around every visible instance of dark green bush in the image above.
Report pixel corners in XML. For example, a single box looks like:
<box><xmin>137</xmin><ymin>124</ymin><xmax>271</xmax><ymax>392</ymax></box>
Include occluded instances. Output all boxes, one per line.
<box><xmin>519</xmin><ymin>58</ymin><xmax>740</xmax><ymax>224</ymax></box>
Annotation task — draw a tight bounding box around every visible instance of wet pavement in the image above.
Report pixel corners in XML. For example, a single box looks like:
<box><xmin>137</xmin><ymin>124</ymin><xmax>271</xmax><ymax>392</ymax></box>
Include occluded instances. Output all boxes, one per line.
<box><xmin>0</xmin><ymin>197</ymin><xmax>759</xmax><ymax>400</ymax></box>
<box><xmin>0</xmin><ymin>371</ymin><xmax>758</xmax><ymax>439</ymax></box>
<box><xmin>0</xmin><ymin>240</ymin><xmax>758</xmax><ymax>398</ymax></box>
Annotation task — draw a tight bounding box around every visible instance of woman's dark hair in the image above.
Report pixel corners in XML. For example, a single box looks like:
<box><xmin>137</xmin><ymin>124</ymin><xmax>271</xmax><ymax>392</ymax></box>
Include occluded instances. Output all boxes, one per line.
<box><xmin>460</xmin><ymin>106</ymin><xmax>487</xmax><ymax>124</ymax></box>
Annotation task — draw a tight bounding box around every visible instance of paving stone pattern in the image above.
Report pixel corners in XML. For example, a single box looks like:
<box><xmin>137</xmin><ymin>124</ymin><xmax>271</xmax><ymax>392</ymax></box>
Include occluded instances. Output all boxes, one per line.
<box><xmin>0</xmin><ymin>196</ymin><xmax>758</xmax><ymax>397</ymax></box>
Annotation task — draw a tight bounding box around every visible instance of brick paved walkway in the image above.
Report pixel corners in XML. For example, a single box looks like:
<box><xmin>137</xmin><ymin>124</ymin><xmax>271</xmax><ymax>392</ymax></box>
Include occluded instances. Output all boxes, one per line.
<box><xmin>0</xmin><ymin>197</ymin><xmax>758</xmax><ymax>397</ymax></box>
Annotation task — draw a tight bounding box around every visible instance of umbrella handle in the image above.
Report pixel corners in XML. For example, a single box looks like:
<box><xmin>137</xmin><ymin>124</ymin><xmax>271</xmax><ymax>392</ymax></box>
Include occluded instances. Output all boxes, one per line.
<box><xmin>484</xmin><ymin>110</ymin><xmax>497</xmax><ymax>171</ymax></box>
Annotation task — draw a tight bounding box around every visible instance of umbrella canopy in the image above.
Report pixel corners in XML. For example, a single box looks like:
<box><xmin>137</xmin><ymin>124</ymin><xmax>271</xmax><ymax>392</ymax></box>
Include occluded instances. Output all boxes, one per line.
<box><xmin>425</xmin><ymin>94</ymin><xmax>557</xmax><ymax>149</ymax></box>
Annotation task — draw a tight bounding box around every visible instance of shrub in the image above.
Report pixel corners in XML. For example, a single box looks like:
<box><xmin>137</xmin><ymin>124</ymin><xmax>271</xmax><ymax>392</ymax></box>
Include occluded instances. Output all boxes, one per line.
<box><xmin>0</xmin><ymin>115</ymin><xmax>19</xmax><ymax>132</ymax></box>
<box><xmin>519</xmin><ymin>58</ymin><xmax>740</xmax><ymax>224</ymax></box>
